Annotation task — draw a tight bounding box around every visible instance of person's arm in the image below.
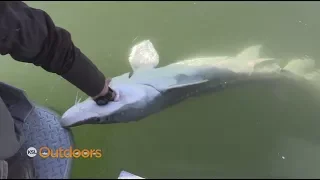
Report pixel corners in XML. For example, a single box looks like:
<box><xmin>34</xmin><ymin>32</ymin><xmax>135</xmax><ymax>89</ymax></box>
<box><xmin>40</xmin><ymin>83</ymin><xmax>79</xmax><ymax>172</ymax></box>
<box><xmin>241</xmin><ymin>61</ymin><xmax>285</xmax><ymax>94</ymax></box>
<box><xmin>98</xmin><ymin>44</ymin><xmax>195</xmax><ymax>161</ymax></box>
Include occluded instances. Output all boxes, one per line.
<box><xmin>0</xmin><ymin>1</ymin><xmax>110</xmax><ymax>99</ymax></box>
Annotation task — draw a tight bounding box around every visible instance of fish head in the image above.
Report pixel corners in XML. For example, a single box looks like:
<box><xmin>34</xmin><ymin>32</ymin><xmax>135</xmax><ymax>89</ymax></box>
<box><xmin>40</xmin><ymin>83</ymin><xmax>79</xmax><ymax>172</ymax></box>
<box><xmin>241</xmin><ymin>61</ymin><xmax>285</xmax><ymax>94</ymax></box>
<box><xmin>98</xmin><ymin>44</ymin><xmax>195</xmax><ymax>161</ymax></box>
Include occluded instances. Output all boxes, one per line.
<box><xmin>61</xmin><ymin>75</ymin><xmax>161</xmax><ymax>127</ymax></box>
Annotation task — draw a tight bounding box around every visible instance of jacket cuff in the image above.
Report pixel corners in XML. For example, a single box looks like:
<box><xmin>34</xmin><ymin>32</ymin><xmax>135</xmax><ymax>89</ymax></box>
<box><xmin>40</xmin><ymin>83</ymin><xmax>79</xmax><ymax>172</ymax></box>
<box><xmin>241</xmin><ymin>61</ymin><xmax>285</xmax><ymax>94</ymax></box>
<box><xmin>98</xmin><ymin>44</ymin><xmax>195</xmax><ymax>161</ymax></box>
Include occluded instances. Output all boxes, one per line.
<box><xmin>62</xmin><ymin>49</ymin><xmax>105</xmax><ymax>97</ymax></box>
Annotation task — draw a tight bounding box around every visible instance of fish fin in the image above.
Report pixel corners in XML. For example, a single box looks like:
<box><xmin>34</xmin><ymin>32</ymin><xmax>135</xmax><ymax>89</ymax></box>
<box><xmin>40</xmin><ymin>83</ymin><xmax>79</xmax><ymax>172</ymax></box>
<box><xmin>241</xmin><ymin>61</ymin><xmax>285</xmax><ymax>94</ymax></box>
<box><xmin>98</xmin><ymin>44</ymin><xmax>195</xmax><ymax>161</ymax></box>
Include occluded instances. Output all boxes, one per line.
<box><xmin>237</xmin><ymin>45</ymin><xmax>274</xmax><ymax>66</ymax></box>
<box><xmin>283</xmin><ymin>58</ymin><xmax>315</xmax><ymax>77</ymax></box>
<box><xmin>236</xmin><ymin>45</ymin><xmax>262</xmax><ymax>60</ymax></box>
<box><xmin>128</xmin><ymin>40</ymin><xmax>159</xmax><ymax>72</ymax></box>
<box><xmin>230</xmin><ymin>45</ymin><xmax>275</xmax><ymax>74</ymax></box>
<box><xmin>282</xmin><ymin>58</ymin><xmax>320</xmax><ymax>87</ymax></box>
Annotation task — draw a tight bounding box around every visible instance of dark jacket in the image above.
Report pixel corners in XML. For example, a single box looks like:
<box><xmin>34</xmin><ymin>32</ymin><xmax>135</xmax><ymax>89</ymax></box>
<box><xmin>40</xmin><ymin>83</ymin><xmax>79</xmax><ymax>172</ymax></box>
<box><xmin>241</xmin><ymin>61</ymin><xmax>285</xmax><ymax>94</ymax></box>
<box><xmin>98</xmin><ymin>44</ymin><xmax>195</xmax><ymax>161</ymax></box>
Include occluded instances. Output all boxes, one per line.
<box><xmin>0</xmin><ymin>1</ymin><xmax>105</xmax><ymax>97</ymax></box>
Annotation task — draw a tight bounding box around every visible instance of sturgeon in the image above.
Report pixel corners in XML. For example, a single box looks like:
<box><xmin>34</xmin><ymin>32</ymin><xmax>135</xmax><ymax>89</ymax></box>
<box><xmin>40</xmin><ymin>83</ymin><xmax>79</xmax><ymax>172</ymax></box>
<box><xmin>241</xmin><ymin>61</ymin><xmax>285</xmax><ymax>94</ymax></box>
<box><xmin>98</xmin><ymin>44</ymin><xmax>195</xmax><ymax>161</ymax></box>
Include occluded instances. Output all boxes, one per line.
<box><xmin>60</xmin><ymin>40</ymin><xmax>320</xmax><ymax>127</ymax></box>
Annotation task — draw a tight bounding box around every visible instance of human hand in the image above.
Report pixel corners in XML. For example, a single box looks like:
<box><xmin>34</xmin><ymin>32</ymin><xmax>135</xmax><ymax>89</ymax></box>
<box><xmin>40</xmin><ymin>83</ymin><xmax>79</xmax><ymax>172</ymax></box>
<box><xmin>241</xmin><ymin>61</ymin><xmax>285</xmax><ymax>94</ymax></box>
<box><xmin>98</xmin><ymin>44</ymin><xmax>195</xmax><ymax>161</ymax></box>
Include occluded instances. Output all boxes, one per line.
<box><xmin>92</xmin><ymin>79</ymin><xmax>117</xmax><ymax>105</ymax></box>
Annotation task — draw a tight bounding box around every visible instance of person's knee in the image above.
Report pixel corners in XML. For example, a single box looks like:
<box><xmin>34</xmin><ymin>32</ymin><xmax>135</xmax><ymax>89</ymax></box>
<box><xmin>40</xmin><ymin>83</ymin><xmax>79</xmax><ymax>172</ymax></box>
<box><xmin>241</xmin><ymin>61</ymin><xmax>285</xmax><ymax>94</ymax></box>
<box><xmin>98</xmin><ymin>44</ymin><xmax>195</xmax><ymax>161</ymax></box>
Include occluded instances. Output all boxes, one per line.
<box><xmin>0</xmin><ymin>141</ymin><xmax>20</xmax><ymax>160</ymax></box>
<box><xmin>0</xmin><ymin>97</ymin><xmax>23</xmax><ymax>160</ymax></box>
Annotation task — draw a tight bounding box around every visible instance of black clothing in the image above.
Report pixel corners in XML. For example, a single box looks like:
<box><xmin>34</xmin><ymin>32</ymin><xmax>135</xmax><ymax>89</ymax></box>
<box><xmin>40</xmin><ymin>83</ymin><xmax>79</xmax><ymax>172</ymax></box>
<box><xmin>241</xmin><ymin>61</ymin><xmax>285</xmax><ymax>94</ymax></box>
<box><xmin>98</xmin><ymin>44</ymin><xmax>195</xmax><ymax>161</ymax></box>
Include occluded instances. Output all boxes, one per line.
<box><xmin>0</xmin><ymin>1</ymin><xmax>105</xmax><ymax>97</ymax></box>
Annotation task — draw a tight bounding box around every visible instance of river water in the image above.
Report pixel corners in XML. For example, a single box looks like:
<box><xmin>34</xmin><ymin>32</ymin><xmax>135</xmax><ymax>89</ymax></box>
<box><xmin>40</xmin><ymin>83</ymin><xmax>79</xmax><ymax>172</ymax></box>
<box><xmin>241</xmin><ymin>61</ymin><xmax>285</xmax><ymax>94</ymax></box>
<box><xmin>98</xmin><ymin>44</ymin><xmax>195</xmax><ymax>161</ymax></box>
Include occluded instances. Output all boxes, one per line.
<box><xmin>1</xmin><ymin>1</ymin><xmax>320</xmax><ymax>178</ymax></box>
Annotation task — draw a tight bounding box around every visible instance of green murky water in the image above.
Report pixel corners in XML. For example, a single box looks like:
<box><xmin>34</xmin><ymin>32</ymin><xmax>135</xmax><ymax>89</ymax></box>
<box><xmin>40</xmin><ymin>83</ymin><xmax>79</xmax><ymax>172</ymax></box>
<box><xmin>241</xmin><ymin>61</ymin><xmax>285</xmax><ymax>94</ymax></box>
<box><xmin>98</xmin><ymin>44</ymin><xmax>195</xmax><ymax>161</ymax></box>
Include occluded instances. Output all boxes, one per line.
<box><xmin>1</xmin><ymin>1</ymin><xmax>320</xmax><ymax>178</ymax></box>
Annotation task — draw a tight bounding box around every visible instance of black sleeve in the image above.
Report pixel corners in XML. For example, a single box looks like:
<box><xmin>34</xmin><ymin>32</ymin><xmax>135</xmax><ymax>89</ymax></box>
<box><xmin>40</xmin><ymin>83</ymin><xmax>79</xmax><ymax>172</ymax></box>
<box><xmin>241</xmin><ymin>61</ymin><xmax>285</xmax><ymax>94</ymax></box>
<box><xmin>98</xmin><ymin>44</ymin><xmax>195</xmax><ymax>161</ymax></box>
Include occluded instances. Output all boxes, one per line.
<box><xmin>0</xmin><ymin>1</ymin><xmax>105</xmax><ymax>97</ymax></box>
